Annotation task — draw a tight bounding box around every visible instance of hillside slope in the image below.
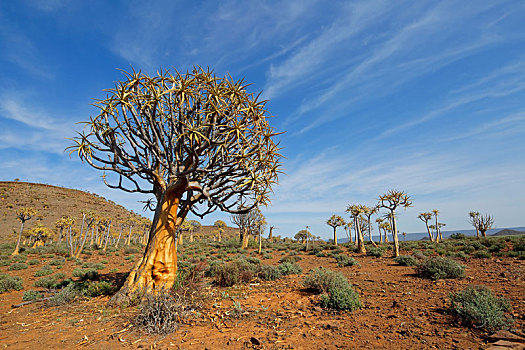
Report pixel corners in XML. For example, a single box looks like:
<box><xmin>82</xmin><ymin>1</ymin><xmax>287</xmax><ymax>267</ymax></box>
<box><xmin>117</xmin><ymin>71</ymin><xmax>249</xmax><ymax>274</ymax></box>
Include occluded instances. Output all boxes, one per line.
<box><xmin>0</xmin><ymin>181</ymin><xmax>237</xmax><ymax>243</ymax></box>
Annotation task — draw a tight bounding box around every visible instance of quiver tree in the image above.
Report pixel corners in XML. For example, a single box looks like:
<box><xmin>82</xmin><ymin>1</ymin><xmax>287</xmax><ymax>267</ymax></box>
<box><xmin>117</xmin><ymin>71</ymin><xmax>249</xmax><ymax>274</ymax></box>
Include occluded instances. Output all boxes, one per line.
<box><xmin>213</xmin><ymin>220</ymin><xmax>226</xmax><ymax>243</ymax></box>
<box><xmin>468</xmin><ymin>211</ymin><xmax>480</xmax><ymax>238</ymax></box>
<box><xmin>474</xmin><ymin>214</ymin><xmax>494</xmax><ymax>237</ymax></box>
<box><xmin>346</xmin><ymin>204</ymin><xmax>367</xmax><ymax>254</ymax></box>
<box><xmin>326</xmin><ymin>215</ymin><xmax>345</xmax><ymax>246</ymax></box>
<box><xmin>363</xmin><ymin>206</ymin><xmax>379</xmax><ymax>247</ymax></box>
<box><xmin>69</xmin><ymin>66</ymin><xmax>282</xmax><ymax>300</ymax></box>
<box><xmin>12</xmin><ymin>207</ymin><xmax>38</xmax><ymax>256</ymax></box>
<box><xmin>268</xmin><ymin>225</ymin><xmax>275</xmax><ymax>240</ymax></box>
<box><xmin>189</xmin><ymin>220</ymin><xmax>201</xmax><ymax>242</ymax></box>
<box><xmin>29</xmin><ymin>223</ymin><xmax>52</xmax><ymax>248</ymax></box>
<box><xmin>343</xmin><ymin>221</ymin><xmax>353</xmax><ymax>243</ymax></box>
<box><xmin>378</xmin><ymin>190</ymin><xmax>412</xmax><ymax>257</ymax></box>
<box><xmin>432</xmin><ymin>209</ymin><xmax>441</xmax><ymax>242</ymax></box>
<box><xmin>418</xmin><ymin>212</ymin><xmax>434</xmax><ymax>242</ymax></box>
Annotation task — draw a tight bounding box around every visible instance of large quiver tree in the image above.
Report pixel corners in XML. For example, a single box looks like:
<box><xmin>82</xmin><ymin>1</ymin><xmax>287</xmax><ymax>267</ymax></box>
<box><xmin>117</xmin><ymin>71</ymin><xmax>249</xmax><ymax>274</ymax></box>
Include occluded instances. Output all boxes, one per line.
<box><xmin>69</xmin><ymin>67</ymin><xmax>282</xmax><ymax>301</ymax></box>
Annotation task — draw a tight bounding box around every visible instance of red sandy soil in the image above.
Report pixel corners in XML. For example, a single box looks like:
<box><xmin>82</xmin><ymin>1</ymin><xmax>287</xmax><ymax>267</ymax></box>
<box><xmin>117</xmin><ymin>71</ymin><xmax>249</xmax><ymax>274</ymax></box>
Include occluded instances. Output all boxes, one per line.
<box><xmin>1</xmin><ymin>251</ymin><xmax>524</xmax><ymax>349</ymax></box>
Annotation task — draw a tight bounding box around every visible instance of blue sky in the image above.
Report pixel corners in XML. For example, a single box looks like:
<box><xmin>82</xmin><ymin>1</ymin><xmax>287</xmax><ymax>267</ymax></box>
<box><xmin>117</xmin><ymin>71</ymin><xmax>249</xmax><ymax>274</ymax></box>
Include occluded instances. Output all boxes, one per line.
<box><xmin>0</xmin><ymin>0</ymin><xmax>524</xmax><ymax>239</ymax></box>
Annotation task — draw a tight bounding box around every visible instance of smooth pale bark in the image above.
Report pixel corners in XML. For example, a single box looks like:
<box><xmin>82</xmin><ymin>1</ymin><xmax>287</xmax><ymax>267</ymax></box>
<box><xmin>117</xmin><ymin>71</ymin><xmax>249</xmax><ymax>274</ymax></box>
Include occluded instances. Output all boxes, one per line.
<box><xmin>111</xmin><ymin>189</ymin><xmax>183</xmax><ymax>302</ymax></box>
<box><xmin>367</xmin><ymin>217</ymin><xmax>378</xmax><ymax>248</ymax></box>
<box><xmin>425</xmin><ymin>222</ymin><xmax>434</xmax><ymax>242</ymax></box>
<box><xmin>332</xmin><ymin>226</ymin><xmax>338</xmax><ymax>246</ymax></box>
<box><xmin>391</xmin><ymin>213</ymin><xmax>400</xmax><ymax>257</ymax></box>
<box><xmin>177</xmin><ymin>232</ymin><xmax>183</xmax><ymax>246</ymax></box>
<box><xmin>434</xmin><ymin>215</ymin><xmax>440</xmax><ymax>243</ymax></box>
<box><xmin>12</xmin><ymin>221</ymin><xmax>26</xmax><ymax>256</ymax></box>
<box><xmin>354</xmin><ymin>218</ymin><xmax>366</xmax><ymax>254</ymax></box>
<box><xmin>241</xmin><ymin>233</ymin><xmax>249</xmax><ymax>249</ymax></box>
<box><xmin>258</xmin><ymin>231</ymin><xmax>262</xmax><ymax>254</ymax></box>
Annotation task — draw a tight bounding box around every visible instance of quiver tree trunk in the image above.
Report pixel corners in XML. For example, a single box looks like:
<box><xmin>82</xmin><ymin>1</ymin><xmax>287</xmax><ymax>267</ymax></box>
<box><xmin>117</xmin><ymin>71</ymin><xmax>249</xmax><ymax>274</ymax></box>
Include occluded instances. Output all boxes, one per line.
<box><xmin>111</xmin><ymin>190</ymin><xmax>183</xmax><ymax>303</ymax></box>
<box><xmin>333</xmin><ymin>227</ymin><xmax>338</xmax><ymax>246</ymax></box>
<box><xmin>391</xmin><ymin>213</ymin><xmax>400</xmax><ymax>257</ymax></box>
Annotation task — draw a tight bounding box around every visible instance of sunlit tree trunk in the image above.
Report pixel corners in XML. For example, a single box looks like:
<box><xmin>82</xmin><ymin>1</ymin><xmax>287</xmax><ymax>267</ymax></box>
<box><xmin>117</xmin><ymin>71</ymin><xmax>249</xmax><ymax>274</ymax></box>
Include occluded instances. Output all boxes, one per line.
<box><xmin>111</xmin><ymin>188</ymin><xmax>184</xmax><ymax>302</ymax></box>
<box><xmin>391</xmin><ymin>213</ymin><xmax>400</xmax><ymax>257</ymax></box>
<box><xmin>12</xmin><ymin>221</ymin><xmax>26</xmax><ymax>256</ymax></box>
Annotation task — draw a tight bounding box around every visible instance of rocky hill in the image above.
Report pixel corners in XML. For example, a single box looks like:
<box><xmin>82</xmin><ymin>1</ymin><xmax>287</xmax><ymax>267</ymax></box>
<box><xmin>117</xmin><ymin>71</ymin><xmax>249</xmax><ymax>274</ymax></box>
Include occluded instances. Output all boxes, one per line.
<box><xmin>0</xmin><ymin>181</ymin><xmax>237</xmax><ymax>243</ymax></box>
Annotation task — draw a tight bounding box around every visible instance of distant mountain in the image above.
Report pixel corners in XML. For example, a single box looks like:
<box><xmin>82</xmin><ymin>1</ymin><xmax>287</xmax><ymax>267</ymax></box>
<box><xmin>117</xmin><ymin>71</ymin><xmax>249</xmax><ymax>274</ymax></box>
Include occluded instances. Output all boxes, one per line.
<box><xmin>491</xmin><ymin>229</ymin><xmax>525</xmax><ymax>236</ymax></box>
<box><xmin>335</xmin><ymin>226</ymin><xmax>525</xmax><ymax>243</ymax></box>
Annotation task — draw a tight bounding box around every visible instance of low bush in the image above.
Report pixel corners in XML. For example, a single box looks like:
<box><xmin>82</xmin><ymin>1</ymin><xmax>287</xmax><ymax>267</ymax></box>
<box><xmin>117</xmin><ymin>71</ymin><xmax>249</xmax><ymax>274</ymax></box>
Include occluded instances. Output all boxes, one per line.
<box><xmin>303</xmin><ymin>268</ymin><xmax>361</xmax><ymax>311</ymax></box>
<box><xmin>279</xmin><ymin>255</ymin><xmax>301</xmax><ymax>264</ymax></box>
<box><xmin>473</xmin><ymin>250</ymin><xmax>491</xmax><ymax>259</ymax></box>
<box><xmin>214</xmin><ymin>260</ymin><xmax>254</xmax><ymax>287</ymax></box>
<box><xmin>367</xmin><ymin>247</ymin><xmax>384</xmax><ymax>257</ymax></box>
<box><xmin>416</xmin><ymin>257</ymin><xmax>465</xmax><ymax>280</ymax></box>
<box><xmin>23</xmin><ymin>290</ymin><xmax>43</xmax><ymax>301</ymax></box>
<box><xmin>449</xmin><ymin>285</ymin><xmax>512</xmax><ymax>331</ymax></box>
<box><xmin>49</xmin><ymin>259</ymin><xmax>65</xmax><ymax>266</ymax></box>
<box><xmin>450</xmin><ymin>233</ymin><xmax>467</xmax><ymax>240</ymax></box>
<box><xmin>257</xmin><ymin>265</ymin><xmax>282</xmax><ymax>281</ymax></box>
<box><xmin>334</xmin><ymin>254</ymin><xmax>359</xmax><ymax>267</ymax></box>
<box><xmin>72</xmin><ymin>268</ymin><xmax>99</xmax><ymax>281</ymax></box>
<box><xmin>34</xmin><ymin>266</ymin><xmax>53</xmax><ymax>277</ymax></box>
<box><xmin>84</xmin><ymin>281</ymin><xmax>115</xmax><ymax>297</ymax></box>
<box><xmin>28</xmin><ymin>259</ymin><xmax>40</xmax><ymax>266</ymax></box>
<box><xmin>0</xmin><ymin>274</ymin><xmax>23</xmax><ymax>293</ymax></box>
<box><xmin>8</xmin><ymin>263</ymin><xmax>28</xmax><ymax>271</ymax></box>
<box><xmin>34</xmin><ymin>274</ymin><xmax>67</xmax><ymax>289</ymax></box>
<box><xmin>393</xmin><ymin>255</ymin><xmax>417</xmax><ymax>266</ymax></box>
<box><xmin>278</xmin><ymin>261</ymin><xmax>302</xmax><ymax>275</ymax></box>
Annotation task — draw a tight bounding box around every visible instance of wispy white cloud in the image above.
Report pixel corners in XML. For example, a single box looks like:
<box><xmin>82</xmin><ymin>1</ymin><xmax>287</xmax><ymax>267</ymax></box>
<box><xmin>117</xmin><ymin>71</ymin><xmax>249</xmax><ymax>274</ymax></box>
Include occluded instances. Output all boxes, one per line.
<box><xmin>0</xmin><ymin>93</ymin><xmax>75</xmax><ymax>154</ymax></box>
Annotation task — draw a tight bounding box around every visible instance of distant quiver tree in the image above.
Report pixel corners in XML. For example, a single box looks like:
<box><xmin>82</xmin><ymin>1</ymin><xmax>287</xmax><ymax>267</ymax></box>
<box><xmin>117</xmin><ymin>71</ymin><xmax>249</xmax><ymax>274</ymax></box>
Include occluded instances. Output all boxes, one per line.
<box><xmin>378</xmin><ymin>190</ymin><xmax>412</xmax><ymax>257</ymax></box>
<box><xmin>326</xmin><ymin>214</ymin><xmax>345</xmax><ymax>246</ymax></box>
<box><xmin>69</xmin><ymin>66</ymin><xmax>282</xmax><ymax>301</ymax></box>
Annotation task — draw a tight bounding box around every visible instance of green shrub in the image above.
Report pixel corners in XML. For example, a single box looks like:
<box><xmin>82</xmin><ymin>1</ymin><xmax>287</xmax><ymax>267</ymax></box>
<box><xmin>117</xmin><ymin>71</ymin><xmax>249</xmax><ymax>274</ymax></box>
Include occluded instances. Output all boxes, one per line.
<box><xmin>34</xmin><ymin>265</ymin><xmax>53</xmax><ymax>277</ymax></box>
<box><xmin>28</xmin><ymin>259</ymin><xmax>40</xmax><ymax>265</ymax></box>
<box><xmin>0</xmin><ymin>259</ymin><xmax>10</xmax><ymax>267</ymax></box>
<box><xmin>320</xmin><ymin>283</ymin><xmax>361</xmax><ymax>311</ymax></box>
<box><xmin>303</xmin><ymin>268</ymin><xmax>361</xmax><ymax>311</ymax></box>
<box><xmin>278</xmin><ymin>261</ymin><xmax>302</xmax><ymax>275</ymax></box>
<box><xmin>257</xmin><ymin>265</ymin><xmax>282</xmax><ymax>281</ymax></box>
<box><xmin>367</xmin><ymin>247</ymin><xmax>384</xmax><ymax>257</ymax></box>
<box><xmin>450</xmin><ymin>233</ymin><xmax>467</xmax><ymax>240</ymax></box>
<box><xmin>72</xmin><ymin>268</ymin><xmax>99</xmax><ymax>281</ymax></box>
<box><xmin>23</xmin><ymin>290</ymin><xmax>43</xmax><ymax>301</ymax></box>
<box><xmin>449</xmin><ymin>285</ymin><xmax>512</xmax><ymax>331</ymax></box>
<box><xmin>49</xmin><ymin>259</ymin><xmax>65</xmax><ymax>266</ymax></box>
<box><xmin>8</xmin><ymin>263</ymin><xmax>28</xmax><ymax>271</ymax></box>
<box><xmin>416</xmin><ymin>257</ymin><xmax>465</xmax><ymax>280</ymax></box>
<box><xmin>393</xmin><ymin>255</ymin><xmax>417</xmax><ymax>266</ymax></box>
<box><xmin>279</xmin><ymin>255</ymin><xmax>301</xmax><ymax>264</ymax></box>
<box><xmin>124</xmin><ymin>247</ymin><xmax>140</xmax><ymax>254</ymax></box>
<box><xmin>473</xmin><ymin>250</ymin><xmax>491</xmax><ymax>259</ymax></box>
<box><xmin>84</xmin><ymin>281</ymin><xmax>115</xmax><ymax>297</ymax></box>
<box><xmin>334</xmin><ymin>254</ymin><xmax>359</xmax><ymax>267</ymax></box>
<box><xmin>34</xmin><ymin>274</ymin><xmax>67</xmax><ymax>289</ymax></box>
<box><xmin>0</xmin><ymin>274</ymin><xmax>23</xmax><ymax>293</ymax></box>
<box><xmin>214</xmin><ymin>260</ymin><xmax>254</xmax><ymax>287</ymax></box>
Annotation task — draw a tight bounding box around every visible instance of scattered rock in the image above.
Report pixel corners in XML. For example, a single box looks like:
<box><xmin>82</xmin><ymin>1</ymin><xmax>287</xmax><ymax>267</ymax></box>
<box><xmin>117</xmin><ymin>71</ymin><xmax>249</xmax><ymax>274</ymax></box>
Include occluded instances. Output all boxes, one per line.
<box><xmin>250</xmin><ymin>337</ymin><xmax>261</xmax><ymax>346</ymax></box>
<box><xmin>489</xmin><ymin>330</ymin><xmax>525</xmax><ymax>343</ymax></box>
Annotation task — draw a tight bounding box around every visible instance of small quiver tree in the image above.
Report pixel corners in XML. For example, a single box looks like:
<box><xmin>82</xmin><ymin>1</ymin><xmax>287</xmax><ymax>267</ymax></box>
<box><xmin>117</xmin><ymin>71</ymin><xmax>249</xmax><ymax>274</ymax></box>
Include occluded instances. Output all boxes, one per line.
<box><xmin>346</xmin><ymin>205</ymin><xmax>367</xmax><ymax>254</ymax></box>
<box><xmin>213</xmin><ymin>220</ymin><xmax>226</xmax><ymax>243</ymax></box>
<box><xmin>12</xmin><ymin>207</ymin><xmax>38</xmax><ymax>256</ymax></box>
<box><xmin>378</xmin><ymin>190</ymin><xmax>412</xmax><ymax>257</ymax></box>
<box><xmin>326</xmin><ymin>215</ymin><xmax>345</xmax><ymax>246</ymax></box>
<box><xmin>69</xmin><ymin>66</ymin><xmax>282</xmax><ymax>301</ymax></box>
<box><xmin>475</xmin><ymin>214</ymin><xmax>494</xmax><ymax>237</ymax></box>
<box><xmin>468</xmin><ymin>211</ymin><xmax>480</xmax><ymax>238</ymax></box>
<box><xmin>29</xmin><ymin>223</ymin><xmax>52</xmax><ymax>248</ymax></box>
<box><xmin>418</xmin><ymin>212</ymin><xmax>434</xmax><ymax>242</ymax></box>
